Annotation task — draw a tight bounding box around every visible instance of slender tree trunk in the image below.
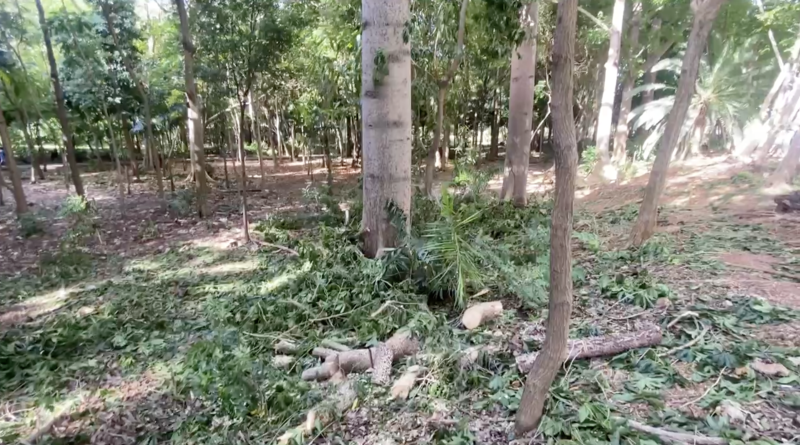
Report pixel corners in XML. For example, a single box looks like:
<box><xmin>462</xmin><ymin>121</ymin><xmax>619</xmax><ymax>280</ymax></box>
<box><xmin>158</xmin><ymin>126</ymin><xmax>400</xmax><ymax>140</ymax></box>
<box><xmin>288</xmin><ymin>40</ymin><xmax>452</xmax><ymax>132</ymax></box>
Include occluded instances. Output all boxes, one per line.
<box><xmin>488</xmin><ymin>88</ymin><xmax>500</xmax><ymax>160</ymax></box>
<box><xmin>592</xmin><ymin>0</ymin><xmax>625</xmax><ymax>181</ymax></box>
<box><xmin>0</xmin><ymin>105</ymin><xmax>28</xmax><ymax>214</ymax></box>
<box><xmin>362</xmin><ymin>0</ymin><xmax>412</xmax><ymax>258</ymax></box>
<box><xmin>35</xmin><ymin>0</ymin><xmax>84</xmax><ymax>197</ymax></box>
<box><xmin>612</xmin><ymin>2</ymin><xmax>642</xmax><ymax>164</ymax></box>
<box><xmin>238</xmin><ymin>105</ymin><xmax>250</xmax><ymax>243</ymax></box>
<box><xmin>17</xmin><ymin>110</ymin><xmax>45</xmax><ymax>183</ymax></box>
<box><xmin>105</xmin><ymin>113</ymin><xmax>126</xmax><ymax>213</ymax></box>
<box><xmin>345</xmin><ymin>116</ymin><xmax>354</xmax><ymax>159</ymax></box>
<box><xmin>323</xmin><ymin>128</ymin><xmax>334</xmax><ymax>188</ymax></box>
<box><xmin>122</xmin><ymin>117</ymin><xmax>140</xmax><ymax>180</ymax></box>
<box><xmin>631</xmin><ymin>0</ymin><xmax>728</xmax><ymax>246</ymax></box>
<box><xmin>515</xmin><ymin>0</ymin><xmax>578</xmax><ymax>434</ymax></box>
<box><xmin>501</xmin><ymin>1</ymin><xmax>539</xmax><ymax>205</ymax></box>
<box><xmin>176</xmin><ymin>0</ymin><xmax>209</xmax><ymax>217</ymax></box>
<box><xmin>290</xmin><ymin>123</ymin><xmax>297</xmax><ymax>162</ymax></box>
<box><xmin>101</xmin><ymin>3</ymin><xmax>163</xmax><ymax>200</ymax></box>
<box><xmin>247</xmin><ymin>91</ymin><xmax>266</xmax><ymax>187</ymax></box>
<box><xmin>424</xmin><ymin>0</ymin><xmax>470</xmax><ymax>196</ymax></box>
<box><xmin>769</xmin><ymin>130</ymin><xmax>800</xmax><ymax>186</ymax></box>
<box><xmin>276</xmin><ymin>109</ymin><xmax>284</xmax><ymax>165</ymax></box>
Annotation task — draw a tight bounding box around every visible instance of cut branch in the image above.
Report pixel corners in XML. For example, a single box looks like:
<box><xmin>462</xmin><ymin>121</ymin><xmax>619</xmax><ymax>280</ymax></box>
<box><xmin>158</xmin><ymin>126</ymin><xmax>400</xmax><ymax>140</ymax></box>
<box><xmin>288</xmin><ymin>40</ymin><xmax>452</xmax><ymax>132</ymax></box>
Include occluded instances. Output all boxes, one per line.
<box><xmin>627</xmin><ymin>419</ymin><xmax>728</xmax><ymax>445</ymax></box>
<box><xmin>516</xmin><ymin>324</ymin><xmax>662</xmax><ymax>373</ymax></box>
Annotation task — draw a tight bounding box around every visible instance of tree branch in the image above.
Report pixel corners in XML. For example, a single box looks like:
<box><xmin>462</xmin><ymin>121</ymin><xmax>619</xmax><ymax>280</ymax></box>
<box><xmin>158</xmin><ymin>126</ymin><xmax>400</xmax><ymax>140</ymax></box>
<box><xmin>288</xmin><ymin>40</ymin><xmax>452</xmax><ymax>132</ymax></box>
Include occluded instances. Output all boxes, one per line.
<box><xmin>441</xmin><ymin>0</ymin><xmax>470</xmax><ymax>85</ymax></box>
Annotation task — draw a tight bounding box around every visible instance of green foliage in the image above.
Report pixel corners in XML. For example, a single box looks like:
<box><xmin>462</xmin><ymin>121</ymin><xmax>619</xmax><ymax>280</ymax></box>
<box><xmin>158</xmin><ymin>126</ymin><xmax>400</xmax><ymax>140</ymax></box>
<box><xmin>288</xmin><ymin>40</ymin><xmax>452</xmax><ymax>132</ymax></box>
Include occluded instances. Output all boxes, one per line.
<box><xmin>169</xmin><ymin>189</ymin><xmax>196</xmax><ymax>217</ymax></box>
<box><xmin>598</xmin><ymin>270</ymin><xmax>670</xmax><ymax>308</ymax></box>
<box><xmin>18</xmin><ymin>212</ymin><xmax>43</xmax><ymax>238</ymax></box>
<box><xmin>579</xmin><ymin>145</ymin><xmax>598</xmax><ymax>175</ymax></box>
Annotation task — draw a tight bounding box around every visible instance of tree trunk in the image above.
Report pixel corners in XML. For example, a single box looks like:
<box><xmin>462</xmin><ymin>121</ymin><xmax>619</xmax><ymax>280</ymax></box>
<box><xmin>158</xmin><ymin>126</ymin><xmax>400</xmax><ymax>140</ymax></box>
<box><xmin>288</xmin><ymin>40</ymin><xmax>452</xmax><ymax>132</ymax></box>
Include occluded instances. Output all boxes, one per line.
<box><xmin>515</xmin><ymin>0</ymin><xmax>578</xmax><ymax>435</ymax></box>
<box><xmin>176</xmin><ymin>0</ymin><xmax>209</xmax><ymax>217</ymax></box>
<box><xmin>488</xmin><ymin>88</ymin><xmax>500</xmax><ymax>160</ymax></box>
<box><xmin>592</xmin><ymin>0</ymin><xmax>625</xmax><ymax>181</ymax></box>
<box><xmin>238</xmin><ymin>105</ymin><xmax>250</xmax><ymax>243</ymax></box>
<box><xmin>18</xmin><ymin>110</ymin><xmax>45</xmax><ymax>183</ymax></box>
<box><xmin>686</xmin><ymin>106</ymin><xmax>708</xmax><ymax>159</ymax></box>
<box><xmin>500</xmin><ymin>1</ymin><xmax>539</xmax><ymax>205</ymax></box>
<box><xmin>345</xmin><ymin>116</ymin><xmax>354</xmax><ymax>159</ymax></box>
<box><xmin>248</xmin><ymin>92</ymin><xmax>265</xmax><ymax>187</ymax></box>
<box><xmin>361</xmin><ymin>0</ymin><xmax>412</xmax><ymax>258</ymax></box>
<box><xmin>105</xmin><ymin>113</ymin><xmax>126</xmax><ymax>212</ymax></box>
<box><xmin>612</xmin><ymin>2</ymin><xmax>642</xmax><ymax>164</ymax></box>
<box><xmin>423</xmin><ymin>0</ymin><xmax>470</xmax><ymax>196</ymax></box>
<box><xmin>0</xmin><ymin>104</ymin><xmax>28</xmax><ymax>215</ymax></box>
<box><xmin>276</xmin><ymin>109</ymin><xmax>284</xmax><ymax>165</ymax></box>
<box><xmin>769</xmin><ymin>130</ymin><xmax>800</xmax><ymax>186</ymax></box>
<box><xmin>323</xmin><ymin>128</ymin><xmax>333</xmax><ymax>188</ymax></box>
<box><xmin>290</xmin><ymin>123</ymin><xmax>297</xmax><ymax>162</ymax></box>
<box><xmin>631</xmin><ymin>0</ymin><xmax>728</xmax><ymax>246</ymax></box>
<box><xmin>35</xmin><ymin>0</ymin><xmax>84</xmax><ymax>197</ymax></box>
<box><xmin>122</xmin><ymin>117</ymin><xmax>140</xmax><ymax>180</ymax></box>
<box><xmin>100</xmin><ymin>3</ymin><xmax>163</xmax><ymax>200</ymax></box>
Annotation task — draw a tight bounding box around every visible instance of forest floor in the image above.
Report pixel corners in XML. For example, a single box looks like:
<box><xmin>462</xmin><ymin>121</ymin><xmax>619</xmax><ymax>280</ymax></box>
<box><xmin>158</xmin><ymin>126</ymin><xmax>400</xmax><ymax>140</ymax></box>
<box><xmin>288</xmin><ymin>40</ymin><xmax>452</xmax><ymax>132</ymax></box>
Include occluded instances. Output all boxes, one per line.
<box><xmin>0</xmin><ymin>154</ymin><xmax>799</xmax><ymax>444</ymax></box>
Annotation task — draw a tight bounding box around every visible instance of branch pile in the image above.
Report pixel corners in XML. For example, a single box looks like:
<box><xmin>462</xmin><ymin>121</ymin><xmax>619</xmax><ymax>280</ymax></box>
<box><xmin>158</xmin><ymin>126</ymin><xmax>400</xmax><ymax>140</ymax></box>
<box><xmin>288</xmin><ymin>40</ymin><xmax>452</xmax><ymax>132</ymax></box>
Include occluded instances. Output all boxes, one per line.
<box><xmin>301</xmin><ymin>331</ymin><xmax>419</xmax><ymax>384</ymax></box>
<box><xmin>516</xmin><ymin>323</ymin><xmax>662</xmax><ymax>372</ymax></box>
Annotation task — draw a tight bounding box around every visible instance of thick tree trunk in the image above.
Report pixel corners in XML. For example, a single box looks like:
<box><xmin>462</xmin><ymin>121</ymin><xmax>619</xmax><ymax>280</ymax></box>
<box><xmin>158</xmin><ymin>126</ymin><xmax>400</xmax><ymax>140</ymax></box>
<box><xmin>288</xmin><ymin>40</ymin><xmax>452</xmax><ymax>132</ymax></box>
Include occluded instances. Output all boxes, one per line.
<box><xmin>361</xmin><ymin>0</ymin><xmax>412</xmax><ymax>258</ymax></box>
<box><xmin>612</xmin><ymin>2</ymin><xmax>642</xmax><ymax>165</ymax></box>
<box><xmin>424</xmin><ymin>0</ymin><xmax>469</xmax><ymax>196</ymax></box>
<box><xmin>238</xmin><ymin>105</ymin><xmax>250</xmax><ymax>243</ymax></box>
<box><xmin>176</xmin><ymin>0</ymin><xmax>209</xmax><ymax>217</ymax></box>
<box><xmin>18</xmin><ymin>110</ymin><xmax>45</xmax><ymax>183</ymax></box>
<box><xmin>35</xmin><ymin>0</ymin><xmax>84</xmax><ymax>197</ymax></box>
<box><xmin>592</xmin><ymin>0</ymin><xmax>625</xmax><ymax>181</ymax></box>
<box><xmin>101</xmin><ymin>3</ymin><xmax>163</xmax><ymax>199</ymax></box>
<box><xmin>501</xmin><ymin>1</ymin><xmax>538</xmax><ymax>205</ymax></box>
<box><xmin>515</xmin><ymin>0</ymin><xmax>578</xmax><ymax>435</ymax></box>
<box><xmin>769</xmin><ymin>130</ymin><xmax>800</xmax><ymax>186</ymax></box>
<box><xmin>0</xmin><ymin>104</ymin><xmax>28</xmax><ymax>215</ymax></box>
<box><xmin>631</xmin><ymin>0</ymin><xmax>728</xmax><ymax>246</ymax></box>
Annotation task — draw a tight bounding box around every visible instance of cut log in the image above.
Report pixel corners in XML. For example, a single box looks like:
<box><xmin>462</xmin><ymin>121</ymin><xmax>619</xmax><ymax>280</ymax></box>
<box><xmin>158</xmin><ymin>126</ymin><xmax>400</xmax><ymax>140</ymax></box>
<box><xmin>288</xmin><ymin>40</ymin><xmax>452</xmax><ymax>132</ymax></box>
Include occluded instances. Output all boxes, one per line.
<box><xmin>302</xmin><ymin>331</ymin><xmax>419</xmax><ymax>381</ymax></box>
<box><xmin>320</xmin><ymin>339</ymin><xmax>352</xmax><ymax>351</ymax></box>
<box><xmin>461</xmin><ymin>300</ymin><xmax>503</xmax><ymax>330</ymax></box>
<box><xmin>279</xmin><ymin>379</ymin><xmax>358</xmax><ymax>445</ymax></box>
<box><xmin>391</xmin><ymin>365</ymin><xmax>423</xmax><ymax>400</ymax></box>
<box><xmin>516</xmin><ymin>324</ymin><xmax>662</xmax><ymax>372</ymax></box>
<box><xmin>371</xmin><ymin>343</ymin><xmax>393</xmax><ymax>385</ymax></box>
<box><xmin>274</xmin><ymin>339</ymin><xmax>299</xmax><ymax>354</ymax></box>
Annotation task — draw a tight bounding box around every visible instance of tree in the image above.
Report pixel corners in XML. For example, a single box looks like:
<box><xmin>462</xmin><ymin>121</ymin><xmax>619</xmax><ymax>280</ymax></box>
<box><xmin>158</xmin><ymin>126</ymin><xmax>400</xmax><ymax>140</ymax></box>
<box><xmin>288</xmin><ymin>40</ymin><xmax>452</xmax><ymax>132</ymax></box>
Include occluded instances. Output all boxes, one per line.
<box><xmin>769</xmin><ymin>129</ymin><xmax>800</xmax><ymax>186</ymax></box>
<box><xmin>98</xmin><ymin>0</ymin><xmax>165</xmax><ymax>200</ymax></box>
<box><xmin>35</xmin><ymin>0</ymin><xmax>84</xmax><ymax>197</ymax></box>
<box><xmin>630</xmin><ymin>0</ymin><xmax>728</xmax><ymax>247</ymax></box>
<box><xmin>0</xmin><ymin>106</ymin><xmax>27</xmax><ymax>215</ymax></box>
<box><xmin>175</xmin><ymin>0</ymin><xmax>209</xmax><ymax>217</ymax></box>
<box><xmin>361</xmin><ymin>0</ymin><xmax>412</xmax><ymax>258</ymax></box>
<box><xmin>423</xmin><ymin>0</ymin><xmax>469</xmax><ymax>197</ymax></box>
<box><xmin>591</xmin><ymin>0</ymin><xmax>625</xmax><ymax>182</ymax></box>
<box><xmin>500</xmin><ymin>1</ymin><xmax>538</xmax><ymax>206</ymax></box>
<box><xmin>515</xmin><ymin>0</ymin><xmax>578</xmax><ymax>435</ymax></box>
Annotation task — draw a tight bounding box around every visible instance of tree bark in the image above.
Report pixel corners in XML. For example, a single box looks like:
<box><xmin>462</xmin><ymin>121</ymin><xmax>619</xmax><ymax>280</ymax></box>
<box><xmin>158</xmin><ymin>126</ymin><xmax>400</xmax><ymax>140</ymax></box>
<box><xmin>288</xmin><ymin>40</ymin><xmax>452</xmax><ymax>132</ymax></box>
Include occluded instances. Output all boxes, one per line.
<box><xmin>0</xmin><ymin>104</ymin><xmax>28</xmax><ymax>215</ymax></box>
<box><xmin>176</xmin><ymin>0</ymin><xmax>209</xmax><ymax>216</ymax></box>
<box><xmin>592</xmin><ymin>0</ymin><xmax>625</xmax><ymax>181</ymax></box>
<box><xmin>121</xmin><ymin>117</ymin><xmax>140</xmax><ymax>180</ymax></box>
<box><xmin>424</xmin><ymin>0</ymin><xmax>469</xmax><ymax>196</ymax></box>
<box><xmin>248</xmin><ymin>91</ymin><xmax>266</xmax><ymax>187</ymax></box>
<box><xmin>35</xmin><ymin>0</ymin><xmax>84</xmax><ymax>197</ymax></box>
<box><xmin>515</xmin><ymin>0</ymin><xmax>578</xmax><ymax>435</ymax></box>
<box><xmin>361</xmin><ymin>0</ymin><xmax>412</xmax><ymax>258</ymax></box>
<box><xmin>500</xmin><ymin>1</ymin><xmax>539</xmax><ymax>205</ymax></box>
<box><xmin>612</xmin><ymin>2</ymin><xmax>642</xmax><ymax>165</ymax></box>
<box><xmin>100</xmin><ymin>2</ymin><xmax>163</xmax><ymax>199</ymax></box>
<box><xmin>769</xmin><ymin>130</ymin><xmax>800</xmax><ymax>186</ymax></box>
<box><xmin>631</xmin><ymin>0</ymin><xmax>728</xmax><ymax>247</ymax></box>
<box><xmin>238</xmin><ymin>105</ymin><xmax>250</xmax><ymax>243</ymax></box>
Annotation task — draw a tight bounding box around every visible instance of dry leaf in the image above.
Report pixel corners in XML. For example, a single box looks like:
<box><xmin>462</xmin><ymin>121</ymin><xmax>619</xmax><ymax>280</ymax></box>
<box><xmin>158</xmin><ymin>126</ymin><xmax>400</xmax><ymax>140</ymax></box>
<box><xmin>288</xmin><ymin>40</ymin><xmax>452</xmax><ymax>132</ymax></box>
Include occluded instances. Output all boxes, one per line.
<box><xmin>390</xmin><ymin>365</ymin><xmax>422</xmax><ymax>400</ymax></box>
<box><xmin>461</xmin><ymin>301</ymin><xmax>503</xmax><ymax>330</ymax></box>
<box><xmin>750</xmin><ymin>359</ymin><xmax>790</xmax><ymax>377</ymax></box>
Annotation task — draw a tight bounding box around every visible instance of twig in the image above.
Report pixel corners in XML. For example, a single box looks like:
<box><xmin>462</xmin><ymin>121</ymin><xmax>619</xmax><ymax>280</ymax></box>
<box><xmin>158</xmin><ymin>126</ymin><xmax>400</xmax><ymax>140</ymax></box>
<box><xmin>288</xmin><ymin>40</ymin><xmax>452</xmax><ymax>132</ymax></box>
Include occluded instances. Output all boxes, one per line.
<box><xmin>666</xmin><ymin>311</ymin><xmax>699</xmax><ymax>329</ymax></box>
<box><xmin>254</xmin><ymin>240</ymin><xmax>299</xmax><ymax>256</ymax></box>
<box><xmin>609</xmin><ymin>310</ymin><xmax>648</xmax><ymax>321</ymax></box>
<box><xmin>627</xmin><ymin>419</ymin><xmax>728</xmax><ymax>444</ymax></box>
<box><xmin>658</xmin><ymin>326</ymin><xmax>709</xmax><ymax>358</ymax></box>
<box><xmin>680</xmin><ymin>367</ymin><xmax>726</xmax><ymax>408</ymax></box>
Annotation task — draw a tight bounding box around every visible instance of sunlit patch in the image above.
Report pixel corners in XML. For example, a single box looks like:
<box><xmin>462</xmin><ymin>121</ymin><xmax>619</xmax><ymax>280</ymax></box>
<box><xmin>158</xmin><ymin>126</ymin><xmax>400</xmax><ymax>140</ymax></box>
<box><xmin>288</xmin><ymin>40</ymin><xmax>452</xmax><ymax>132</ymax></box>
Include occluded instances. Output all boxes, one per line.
<box><xmin>0</xmin><ymin>283</ymin><xmax>101</xmax><ymax>328</ymax></box>
<box><xmin>197</xmin><ymin>259</ymin><xmax>259</xmax><ymax>276</ymax></box>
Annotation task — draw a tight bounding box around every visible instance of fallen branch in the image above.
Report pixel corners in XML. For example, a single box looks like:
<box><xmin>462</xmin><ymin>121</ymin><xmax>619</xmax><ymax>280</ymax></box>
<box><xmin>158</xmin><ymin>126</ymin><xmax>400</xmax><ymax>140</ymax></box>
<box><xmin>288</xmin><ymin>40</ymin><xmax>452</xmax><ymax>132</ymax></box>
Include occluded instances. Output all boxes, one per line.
<box><xmin>666</xmin><ymin>311</ymin><xmax>699</xmax><ymax>329</ymax></box>
<box><xmin>516</xmin><ymin>324</ymin><xmax>662</xmax><ymax>373</ymax></box>
<box><xmin>680</xmin><ymin>367</ymin><xmax>726</xmax><ymax>408</ymax></box>
<box><xmin>302</xmin><ymin>331</ymin><xmax>419</xmax><ymax>381</ymax></box>
<box><xmin>253</xmin><ymin>240</ymin><xmax>299</xmax><ymax>256</ymax></box>
<box><xmin>627</xmin><ymin>419</ymin><xmax>728</xmax><ymax>444</ymax></box>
